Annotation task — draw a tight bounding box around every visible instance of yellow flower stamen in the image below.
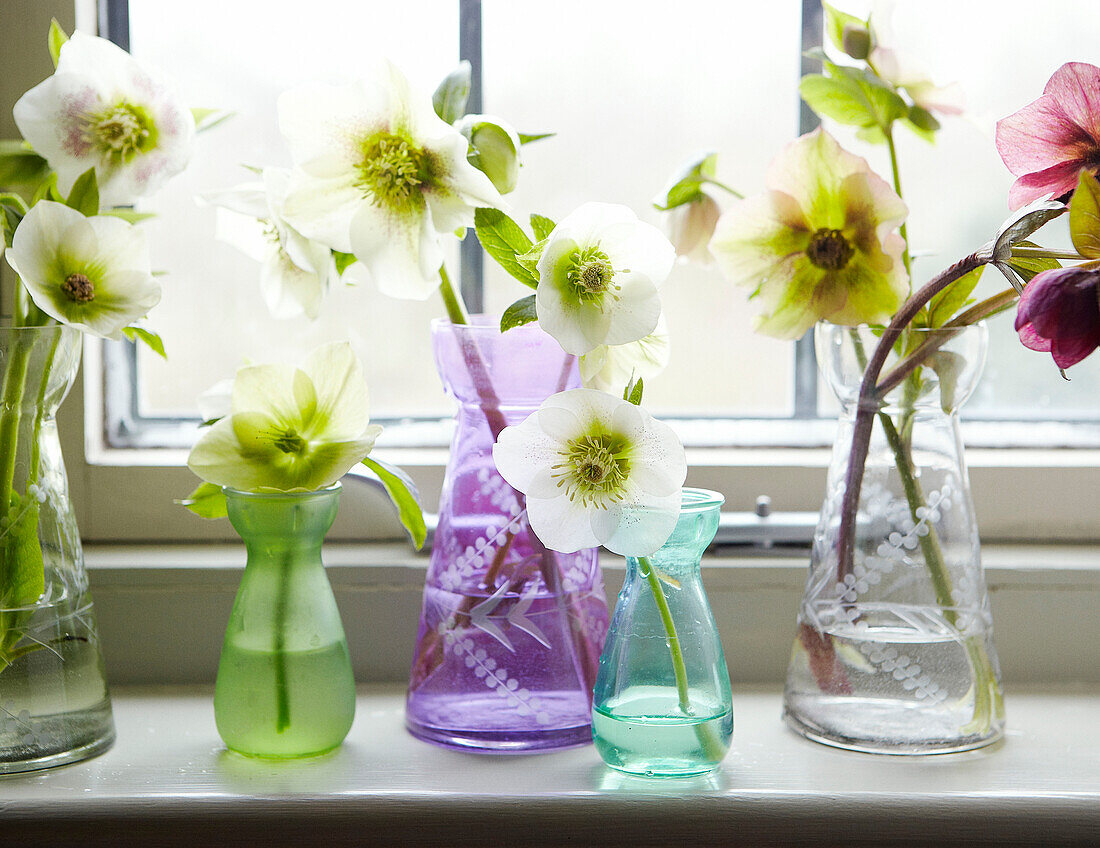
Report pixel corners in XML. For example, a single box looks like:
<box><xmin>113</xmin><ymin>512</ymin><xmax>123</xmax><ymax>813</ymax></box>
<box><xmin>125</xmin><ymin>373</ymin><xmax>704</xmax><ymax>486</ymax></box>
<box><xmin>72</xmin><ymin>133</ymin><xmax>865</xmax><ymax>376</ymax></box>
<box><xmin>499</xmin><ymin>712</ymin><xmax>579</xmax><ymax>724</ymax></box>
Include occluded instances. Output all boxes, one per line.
<box><xmin>551</xmin><ymin>431</ymin><xmax>630</xmax><ymax>508</ymax></box>
<box><xmin>356</xmin><ymin>132</ymin><xmax>432</xmax><ymax>214</ymax></box>
<box><xmin>567</xmin><ymin>245</ymin><xmax>618</xmax><ymax>307</ymax></box>
<box><xmin>62</xmin><ymin>272</ymin><xmax>95</xmax><ymax>303</ymax></box>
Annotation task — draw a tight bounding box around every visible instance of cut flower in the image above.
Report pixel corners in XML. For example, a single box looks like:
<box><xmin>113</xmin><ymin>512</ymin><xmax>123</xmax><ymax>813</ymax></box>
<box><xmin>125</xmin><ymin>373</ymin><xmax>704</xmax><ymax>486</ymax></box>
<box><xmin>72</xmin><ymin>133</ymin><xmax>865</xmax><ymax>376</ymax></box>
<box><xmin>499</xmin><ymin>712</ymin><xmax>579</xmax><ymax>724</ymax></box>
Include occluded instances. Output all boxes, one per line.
<box><xmin>578</xmin><ymin>314</ymin><xmax>671</xmax><ymax>393</ymax></box>
<box><xmin>188</xmin><ymin>342</ymin><xmax>383</xmax><ymax>492</ymax></box>
<box><xmin>205</xmin><ymin>168</ymin><xmax>338</xmax><ymax>320</ymax></box>
<box><xmin>492</xmin><ymin>388</ymin><xmax>687</xmax><ymax>556</ymax></box>
<box><xmin>277</xmin><ymin>60</ymin><xmax>504</xmax><ymax>300</ymax></box>
<box><xmin>1014</xmin><ymin>265</ymin><xmax>1100</xmax><ymax>370</ymax></box>
<box><xmin>997</xmin><ymin>62</ymin><xmax>1100</xmax><ymax>210</ymax></box>
<box><xmin>709</xmin><ymin>128</ymin><xmax>908</xmax><ymax>339</ymax></box>
<box><xmin>6</xmin><ymin>200</ymin><xmax>160</xmax><ymax>339</ymax></box>
<box><xmin>535</xmin><ymin>203</ymin><xmax>674</xmax><ymax>356</ymax></box>
<box><xmin>13</xmin><ymin>31</ymin><xmax>194</xmax><ymax>206</ymax></box>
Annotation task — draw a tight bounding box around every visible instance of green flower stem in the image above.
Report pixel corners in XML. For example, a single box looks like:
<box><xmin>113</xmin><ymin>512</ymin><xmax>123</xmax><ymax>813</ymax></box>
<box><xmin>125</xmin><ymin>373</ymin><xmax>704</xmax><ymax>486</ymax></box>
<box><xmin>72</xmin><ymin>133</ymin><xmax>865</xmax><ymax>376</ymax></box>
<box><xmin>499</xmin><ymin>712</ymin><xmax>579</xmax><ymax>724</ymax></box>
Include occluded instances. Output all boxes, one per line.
<box><xmin>698</xmin><ymin>175</ymin><xmax>743</xmax><ymax>199</ymax></box>
<box><xmin>273</xmin><ymin>541</ymin><xmax>293</xmax><ymax>735</ymax></box>
<box><xmin>0</xmin><ymin>337</ymin><xmax>32</xmax><ymax>523</ymax></box>
<box><xmin>438</xmin><ymin>264</ymin><xmax>470</xmax><ymax>326</ymax></box>
<box><xmin>639</xmin><ymin>555</ymin><xmax>726</xmax><ymax>762</ymax></box>
<box><xmin>884</xmin><ymin>126</ymin><xmax>912</xmax><ymax>280</ymax></box>
<box><xmin>1009</xmin><ymin>246</ymin><xmax>1082</xmax><ymax>261</ymax></box>
<box><xmin>26</xmin><ymin>327</ymin><xmax>61</xmax><ymax>488</ymax></box>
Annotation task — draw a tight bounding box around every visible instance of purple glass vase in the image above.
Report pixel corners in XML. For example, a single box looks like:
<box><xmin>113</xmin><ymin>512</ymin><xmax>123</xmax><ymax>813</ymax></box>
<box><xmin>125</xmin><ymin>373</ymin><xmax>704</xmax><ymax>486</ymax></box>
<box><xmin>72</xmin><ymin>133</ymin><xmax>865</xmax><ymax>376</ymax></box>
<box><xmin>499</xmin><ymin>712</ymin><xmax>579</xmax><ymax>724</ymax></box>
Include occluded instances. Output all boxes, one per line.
<box><xmin>405</xmin><ymin>317</ymin><xmax>609</xmax><ymax>752</ymax></box>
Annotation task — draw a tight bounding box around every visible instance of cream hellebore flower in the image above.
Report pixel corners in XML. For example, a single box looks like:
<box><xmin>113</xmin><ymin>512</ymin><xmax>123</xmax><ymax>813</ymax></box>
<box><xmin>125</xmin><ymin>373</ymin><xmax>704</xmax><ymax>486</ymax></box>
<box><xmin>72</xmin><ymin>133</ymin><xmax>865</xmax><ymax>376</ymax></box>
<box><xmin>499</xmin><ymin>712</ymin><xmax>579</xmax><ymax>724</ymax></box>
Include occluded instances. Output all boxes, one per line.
<box><xmin>13</xmin><ymin>32</ymin><xmax>194</xmax><ymax>207</ymax></box>
<box><xmin>277</xmin><ymin>60</ymin><xmax>504</xmax><ymax>300</ymax></box>
<box><xmin>493</xmin><ymin>389</ymin><xmax>687</xmax><ymax>556</ymax></box>
<box><xmin>867</xmin><ymin>2</ymin><xmax>964</xmax><ymax>116</ymax></box>
<box><xmin>579</xmin><ymin>314</ymin><xmax>671</xmax><ymax>393</ymax></box>
<box><xmin>205</xmin><ymin>168</ymin><xmax>338</xmax><ymax>320</ymax></box>
<box><xmin>6</xmin><ymin>200</ymin><xmax>160</xmax><ymax>339</ymax></box>
<box><xmin>664</xmin><ymin>193</ymin><xmax>721</xmax><ymax>265</ymax></box>
<box><xmin>188</xmin><ymin>342</ymin><xmax>383</xmax><ymax>493</ymax></box>
<box><xmin>709</xmin><ymin>129</ymin><xmax>908</xmax><ymax>339</ymax></box>
<box><xmin>535</xmin><ymin>203</ymin><xmax>675</xmax><ymax>356</ymax></box>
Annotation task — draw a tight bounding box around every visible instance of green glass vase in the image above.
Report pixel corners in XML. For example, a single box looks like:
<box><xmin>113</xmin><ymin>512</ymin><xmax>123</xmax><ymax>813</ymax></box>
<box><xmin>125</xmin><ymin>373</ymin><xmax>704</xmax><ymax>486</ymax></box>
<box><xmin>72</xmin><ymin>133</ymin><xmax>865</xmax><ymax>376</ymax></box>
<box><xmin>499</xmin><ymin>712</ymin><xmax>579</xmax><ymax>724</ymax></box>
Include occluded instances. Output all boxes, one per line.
<box><xmin>592</xmin><ymin>489</ymin><xmax>733</xmax><ymax>777</ymax></box>
<box><xmin>214</xmin><ymin>485</ymin><xmax>355</xmax><ymax>758</ymax></box>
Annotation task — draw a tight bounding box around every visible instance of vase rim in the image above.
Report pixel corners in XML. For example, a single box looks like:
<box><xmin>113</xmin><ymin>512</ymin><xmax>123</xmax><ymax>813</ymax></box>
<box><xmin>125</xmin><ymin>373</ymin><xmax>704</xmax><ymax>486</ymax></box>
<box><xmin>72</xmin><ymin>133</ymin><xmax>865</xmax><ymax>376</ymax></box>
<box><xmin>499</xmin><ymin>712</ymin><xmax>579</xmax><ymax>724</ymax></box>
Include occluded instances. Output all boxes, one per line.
<box><xmin>0</xmin><ymin>319</ymin><xmax>79</xmax><ymax>336</ymax></box>
<box><xmin>680</xmin><ymin>487</ymin><xmax>724</xmax><ymax>513</ymax></box>
<box><xmin>223</xmin><ymin>482</ymin><xmax>341</xmax><ymax>501</ymax></box>
<box><xmin>816</xmin><ymin>320</ymin><xmax>987</xmax><ymax>336</ymax></box>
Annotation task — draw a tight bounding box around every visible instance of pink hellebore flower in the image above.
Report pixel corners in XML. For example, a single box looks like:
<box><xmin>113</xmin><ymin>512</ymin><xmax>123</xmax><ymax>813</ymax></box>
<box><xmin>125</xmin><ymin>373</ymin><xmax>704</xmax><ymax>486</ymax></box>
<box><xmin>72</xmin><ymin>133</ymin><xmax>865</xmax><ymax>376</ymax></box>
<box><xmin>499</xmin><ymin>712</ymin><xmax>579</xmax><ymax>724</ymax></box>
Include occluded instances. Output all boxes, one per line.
<box><xmin>1014</xmin><ymin>266</ymin><xmax>1100</xmax><ymax>370</ymax></box>
<box><xmin>996</xmin><ymin>62</ymin><xmax>1100</xmax><ymax>210</ymax></box>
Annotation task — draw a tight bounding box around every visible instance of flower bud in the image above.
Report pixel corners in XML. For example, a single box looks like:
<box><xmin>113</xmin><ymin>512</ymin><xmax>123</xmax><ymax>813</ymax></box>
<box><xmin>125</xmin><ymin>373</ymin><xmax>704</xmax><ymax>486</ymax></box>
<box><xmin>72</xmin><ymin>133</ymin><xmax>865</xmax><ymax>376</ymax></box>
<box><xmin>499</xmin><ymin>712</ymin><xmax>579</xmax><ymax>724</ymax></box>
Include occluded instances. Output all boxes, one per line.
<box><xmin>456</xmin><ymin>114</ymin><xmax>521</xmax><ymax>195</ymax></box>
<box><xmin>841</xmin><ymin>22</ymin><xmax>871</xmax><ymax>60</ymax></box>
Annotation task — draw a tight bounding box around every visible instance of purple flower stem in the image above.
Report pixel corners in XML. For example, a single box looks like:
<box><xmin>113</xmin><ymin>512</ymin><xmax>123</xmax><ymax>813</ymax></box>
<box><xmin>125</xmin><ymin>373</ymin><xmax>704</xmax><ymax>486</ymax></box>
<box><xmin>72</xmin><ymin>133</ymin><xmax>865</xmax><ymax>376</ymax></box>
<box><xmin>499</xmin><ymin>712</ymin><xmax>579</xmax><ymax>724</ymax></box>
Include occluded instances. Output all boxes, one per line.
<box><xmin>836</xmin><ymin>251</ymin><xmax>987</xmax><ymax>582</ymax></box>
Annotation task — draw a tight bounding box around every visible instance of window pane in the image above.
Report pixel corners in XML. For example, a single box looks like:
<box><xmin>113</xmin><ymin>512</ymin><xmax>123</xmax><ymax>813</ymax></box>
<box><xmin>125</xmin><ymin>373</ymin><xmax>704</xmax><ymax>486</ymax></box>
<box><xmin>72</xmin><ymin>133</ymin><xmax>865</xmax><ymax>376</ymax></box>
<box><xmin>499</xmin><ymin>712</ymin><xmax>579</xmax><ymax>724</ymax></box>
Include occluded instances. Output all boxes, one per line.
<box><xmin>127</xmin><ymin>0</ymin><xmax>460</xmax><ymax>421</ymax></box>
<box><xmin>822</xmin><ymin>0</ymin><xmax>1100</xmax><ymax>421</ymax></box>
<box><xmin>481</xmin><ymin>0</ymin><xmax>802</xmax><ymax>417</ymax></box>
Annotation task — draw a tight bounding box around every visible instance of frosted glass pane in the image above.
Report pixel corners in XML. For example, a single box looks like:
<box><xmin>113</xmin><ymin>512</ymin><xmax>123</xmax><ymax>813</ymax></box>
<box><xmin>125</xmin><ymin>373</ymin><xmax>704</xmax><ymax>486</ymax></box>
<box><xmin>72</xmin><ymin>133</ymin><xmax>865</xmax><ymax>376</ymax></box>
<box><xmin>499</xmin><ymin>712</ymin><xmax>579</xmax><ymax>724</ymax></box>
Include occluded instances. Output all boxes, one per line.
<box><xmin>481</xmin><ymin>0</ymin><xmax>801</xmax><ymax>416</ymax></box>
<box><xmin>127</xmin><ymin>0</ymin><xmax>460</xmax><ymax>418</ymax></box>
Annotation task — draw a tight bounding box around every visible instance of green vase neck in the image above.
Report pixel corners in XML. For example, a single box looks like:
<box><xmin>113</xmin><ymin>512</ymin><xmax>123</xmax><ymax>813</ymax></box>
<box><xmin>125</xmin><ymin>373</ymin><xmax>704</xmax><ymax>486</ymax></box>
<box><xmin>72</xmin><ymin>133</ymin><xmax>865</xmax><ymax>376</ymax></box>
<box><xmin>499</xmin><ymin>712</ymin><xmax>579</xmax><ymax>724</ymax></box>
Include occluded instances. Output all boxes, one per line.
<box><xmin>225</xmin><ymin>487</ymin><xmax>341</xmax><ymax>552</ymax></box>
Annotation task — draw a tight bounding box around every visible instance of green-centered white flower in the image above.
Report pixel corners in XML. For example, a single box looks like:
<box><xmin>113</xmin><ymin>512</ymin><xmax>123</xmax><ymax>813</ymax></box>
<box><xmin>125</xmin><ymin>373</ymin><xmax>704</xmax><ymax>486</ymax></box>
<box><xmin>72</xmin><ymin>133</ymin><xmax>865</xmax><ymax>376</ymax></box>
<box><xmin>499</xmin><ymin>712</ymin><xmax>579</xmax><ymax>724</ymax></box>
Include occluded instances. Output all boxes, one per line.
<box><xmin>5</xmin><ymin>200</ymin><xmax>160</xmax><ymax>339</ymax></box>
<box><xmin>536</xmin><ymin>203</ymin><xmax>675</xmax><ymax>356</ymax></box>
<box><xmin>579</xmin><ymin>314</ymin><xmax>670</xmax><ymax>393</ymax></box>
<box><xmin>188</xmin><ymin>342</ymin><xmax>383</xmax><ymax>493</ymax></box>
<box><xmin>13</xmin><ymin>32</ymin><xmax>194</xmax><ymax>207</ymax></box>
<box><xmin>204</xmin><ymin>168</ymin><xmax>338</xmax><ymax>320</ymax></box>
<box><xmin>277</xmin><ymin>59</ymin><xmax>503</xmax><ymax>300</ymax></box>
<box><xmin>493</xmin><ymin>388</ymin><xmax>686</xmax><ymax>556</ymax></box>
<box><xmin>709</xmin><ymin>128</ymin><xmax>908</xmax><ymax>339</ymax></box>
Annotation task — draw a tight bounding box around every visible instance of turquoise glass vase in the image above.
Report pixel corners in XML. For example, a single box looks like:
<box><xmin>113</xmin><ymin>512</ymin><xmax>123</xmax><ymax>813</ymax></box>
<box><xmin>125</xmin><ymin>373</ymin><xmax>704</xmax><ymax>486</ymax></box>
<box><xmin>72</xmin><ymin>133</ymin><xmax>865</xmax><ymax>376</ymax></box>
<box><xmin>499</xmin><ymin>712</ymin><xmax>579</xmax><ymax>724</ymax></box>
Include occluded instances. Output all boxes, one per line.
<box><xmin>214</xmin><ymin>485</ymin><xmax>355</xmax><ymax>758</ymax></box>
<box><xmin>592</xmin><ymin>489</ymin><xmax>733</xmax><ymax>777</ymax></box>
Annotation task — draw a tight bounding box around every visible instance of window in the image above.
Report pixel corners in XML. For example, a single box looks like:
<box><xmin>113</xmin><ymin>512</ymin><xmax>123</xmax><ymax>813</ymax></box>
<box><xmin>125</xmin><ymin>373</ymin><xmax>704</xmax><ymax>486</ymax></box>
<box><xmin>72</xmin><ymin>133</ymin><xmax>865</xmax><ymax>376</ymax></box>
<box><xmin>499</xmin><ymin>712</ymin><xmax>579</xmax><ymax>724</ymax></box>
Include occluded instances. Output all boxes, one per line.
<box><xmin>6</xmin><ymin>0</ymin><xmax>1099</xmax><ymax>542</ymax></box>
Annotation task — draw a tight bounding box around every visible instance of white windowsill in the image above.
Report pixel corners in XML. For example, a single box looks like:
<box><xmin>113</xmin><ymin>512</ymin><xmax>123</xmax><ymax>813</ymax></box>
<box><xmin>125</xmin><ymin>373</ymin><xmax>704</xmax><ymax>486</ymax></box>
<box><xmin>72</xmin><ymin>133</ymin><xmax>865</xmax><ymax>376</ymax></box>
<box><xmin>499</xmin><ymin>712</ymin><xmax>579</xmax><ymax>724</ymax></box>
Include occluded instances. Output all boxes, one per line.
<box><xmin>84</xmin><ymin>543</ymin><xmax>1100</xmax><ymax>687</ymax></box>
<box><xmin>3</xmin><ymin>684</ymin><xmax>1099</xmax><ymax>846</ymax></box>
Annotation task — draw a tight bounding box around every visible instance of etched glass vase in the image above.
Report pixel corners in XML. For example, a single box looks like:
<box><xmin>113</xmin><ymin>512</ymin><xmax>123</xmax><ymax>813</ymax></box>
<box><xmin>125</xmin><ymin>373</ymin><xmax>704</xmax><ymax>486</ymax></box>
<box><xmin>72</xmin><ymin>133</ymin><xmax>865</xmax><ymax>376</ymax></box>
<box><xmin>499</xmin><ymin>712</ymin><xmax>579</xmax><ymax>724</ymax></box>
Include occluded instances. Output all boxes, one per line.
<box><xmin>0</xmin><ymin>324</ymin><xmax>114</xmax><ymax>773</ymax></box>
<box><xmin>783</xmin><ymin>323</ymin><xmax>1004</xmax><ymax>754</ymax></box>
<box><xmin>215</xmin><ymin>485</ymin><xmax>355</xmax><ymax>758</ymax></box>
<box><xmin>592</xmin><ymin>488</ymin><xmax>733</xmax><ymax>777</ymax></box>
<box><xmin>405</xmin><ymin>318</ymin><xmax>609</xmax><ymax>752</ymax></box>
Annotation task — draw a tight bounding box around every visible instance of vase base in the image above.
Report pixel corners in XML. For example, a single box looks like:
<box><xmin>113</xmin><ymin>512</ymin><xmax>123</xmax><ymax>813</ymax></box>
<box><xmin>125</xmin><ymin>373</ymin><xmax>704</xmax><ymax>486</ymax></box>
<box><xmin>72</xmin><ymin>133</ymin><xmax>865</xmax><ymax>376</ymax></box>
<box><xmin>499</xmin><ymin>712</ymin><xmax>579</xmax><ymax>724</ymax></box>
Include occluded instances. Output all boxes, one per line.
<box><xmin>783</xmin><ymin>702</ymin><xmax>1003</xmax><ymax>755</ymax></box>
<box><xmin>0</xmin><ymin>725</ymin><xmax>115</xmax><ymax>774</ymax></box>
<box><xmin>405</xmin><ymin>716</ymin><xmax>592</xmax><ymax>753</ymax></box>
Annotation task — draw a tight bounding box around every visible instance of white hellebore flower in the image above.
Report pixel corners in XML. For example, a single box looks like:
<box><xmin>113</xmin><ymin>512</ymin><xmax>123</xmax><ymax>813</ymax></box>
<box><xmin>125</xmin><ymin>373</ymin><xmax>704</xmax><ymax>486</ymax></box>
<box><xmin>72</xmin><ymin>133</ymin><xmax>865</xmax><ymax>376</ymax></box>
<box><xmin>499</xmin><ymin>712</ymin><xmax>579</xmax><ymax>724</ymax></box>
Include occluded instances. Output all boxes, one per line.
<box><xmin>277</xmin><ymin>60</ymin><xmax>504</xmax><ymax>300</ymax></box>
<box><xmin>536</xmin><ymin>203</ymin><xmax>675</xmax><ymax>356</ymax></box>
<box><xmin>205</xmin><ymin>168</ymin><xmax>338</xmax><ymax>320</ymax></box>
<box><xmin>13</xmin><ymin>32</ymin><xmax>194</xmax><ymax>206</ymax></box>
<box><xmin>188</xmin><ymin>342</ymin><xmax>383</xmax><ymax>493</ymax></box>
<box><xmin>665</xmin><ymin>193</ymin><xmax>721</xmax><ymax>265</ymax></box>
<box><xmin>579</xmin><ymin>314</ymin><xmax>671</xmax><ymax>393</ymax></box>
<box><xmin>6</xmin><ymin>200</ymin><xmax>160</xmax><ymax>339</ymax></box>
<box><xmin>493</xmin><ymin>389</ymin><xmax>687</xmax><ymax>556</ymax></box>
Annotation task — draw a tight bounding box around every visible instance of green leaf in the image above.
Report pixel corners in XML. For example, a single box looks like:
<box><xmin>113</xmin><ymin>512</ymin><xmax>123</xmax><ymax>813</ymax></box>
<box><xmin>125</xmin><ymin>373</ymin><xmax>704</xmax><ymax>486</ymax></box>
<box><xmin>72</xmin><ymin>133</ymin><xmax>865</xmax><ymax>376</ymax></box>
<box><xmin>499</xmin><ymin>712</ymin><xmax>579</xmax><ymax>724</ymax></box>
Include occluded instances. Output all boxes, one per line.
<box><xmin>500</xmin><ymin>295</ymin><xmax>537</xmax><ymax>333</ymax></box>
<box><xmin>518</xmin><ymin>132</ymin><xmax>554</xmax><ymax>145</ymax></box>
<box><xmin>1070</xmin><ymin>169</ymin><xmax>1100</xmax><ymax>259</ymax></box>
<box><xmin>66</xmin><ymin>167</ymin><xmax>100</xmax><ymax>217</ymax></box>
<box><xmin>0</xmin><ymin>144</ymin><xmax>49</xmax><ymax>188</ymax></box>
<box><xmin>122</xmin><ymin>326</ymin><xmax>167</xmax><ymax>359</ymax></box>
<box><xmin>1004</xmin><ymin>240</ymin><xmax>1061</xmax><ymax>284</ymax></box>
<box><xmin>191</xmin><ymin>107</ymin><xmax>233</xmax><ymax>133</ymax></box>
<box><xmin>515</xmin><ymin>237</ymin><xmax>547</xmax><ymax>275</ymax></box>
<box><xmin>473</xmin><ymin>207</ymin><xmax>538</xmax><ymax>288</ymax></box>
<box><xmin>623</xmin><ymin>376</ymin><xmax>644</xmax><ymax>406</ymax></box>
<box><xmin>102</xmin><ymin>208</ymin><xmax>156</xmax><ymax>224</ymax></box>
<box><xmin>0</xmin><ymin>193</ymin><xmax>27</xmax><ymax>246</ymax></box>
<box><xmin>360</xmin><ymin>457</ymin><xmax>427</xmax><ymax>550</ymax></box>
<box><xmin>333</xmin><ymin>251</ymin><xmax>357</xmax><ymax>276</ymax></box>
<box><xmin>30</xmin><ymin>172</ymin><xmax>62</xmax><ymax>205</ymax></box>
<box><xmin>530</xmin><ymin>213</ymin><xmax>556</xmax><ymax>241</ymax></box>
<box><xmin>800</xmin><ymin>69</ymin><xmax>907</xmax><ymax>131</ymax></box>
<box><xmin>177</xmin><ymin>482</ymin><xmax>227</xmax><ymax>519</ymax></box>
<box><xmin>432</xmin><ymin>62</ymin><xmax>471</xmax><ymax>124</ymax></box>
<box><xmin>906</xmin><ymin>104</ymin><xmax>940</xmax><ymax>137</ymax></box>
<box><xmin>47</xmin><ymin>19</ymin><xmax>68</xmax><ymax>69</ymax></box>
<box><xmin>654</xmin><ymin>152</ymin><xmax>718</xmax><ymax>210</ymax></box>
<box><xmin>928</xmin><ymin>265</ymin><xmax>983</xmax><ymax>327</ymax></box>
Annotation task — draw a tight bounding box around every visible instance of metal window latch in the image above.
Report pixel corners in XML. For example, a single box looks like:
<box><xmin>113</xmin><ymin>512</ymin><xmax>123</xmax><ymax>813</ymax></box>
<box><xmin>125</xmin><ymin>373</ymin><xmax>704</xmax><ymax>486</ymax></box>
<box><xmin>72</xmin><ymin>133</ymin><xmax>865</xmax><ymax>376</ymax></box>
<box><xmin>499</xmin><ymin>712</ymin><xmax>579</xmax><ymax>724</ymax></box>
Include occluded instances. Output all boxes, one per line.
<box><xmin>712</xmin><ymin>495</ymin><xmax>816</xmax><ymax>550</ymax></box>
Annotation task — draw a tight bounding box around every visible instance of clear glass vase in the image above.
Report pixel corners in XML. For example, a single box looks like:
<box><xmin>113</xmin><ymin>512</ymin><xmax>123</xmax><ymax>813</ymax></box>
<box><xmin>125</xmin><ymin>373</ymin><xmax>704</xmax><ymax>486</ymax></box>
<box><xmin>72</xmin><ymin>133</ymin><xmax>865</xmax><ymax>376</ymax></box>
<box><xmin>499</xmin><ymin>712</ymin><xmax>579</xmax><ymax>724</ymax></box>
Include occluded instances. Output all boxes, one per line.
<box><xmin>0</xmin><ymin>323</ymin><xmax>114</xmax><ymax>773</ymax></box>
<box><xmin>593</xmin><ymin>489</ymin><xmax>733</xmax><ymax>777</ymax></box>
<box><xmin>783</xmin><ymin>323</ymin><xmax>1004</xmax><ymax>754</ymax></box>
<box><xmin>405</xmin><ymin>318</ymin><xmax>609</xmax><ymax>752</ymax></box>
<box><xmin>215</xmin><ymin>485</ymin><xmax>355</xmax><ymax>758</ymax></box>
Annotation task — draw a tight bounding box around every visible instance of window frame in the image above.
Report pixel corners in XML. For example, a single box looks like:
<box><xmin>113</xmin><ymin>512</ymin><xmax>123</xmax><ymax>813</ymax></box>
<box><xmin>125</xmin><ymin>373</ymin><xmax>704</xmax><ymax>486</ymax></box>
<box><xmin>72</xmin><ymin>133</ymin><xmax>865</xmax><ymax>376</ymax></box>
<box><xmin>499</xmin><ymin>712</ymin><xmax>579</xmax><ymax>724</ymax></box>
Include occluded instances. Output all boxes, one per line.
<box><xmin>19</xmin><ymin>0</ymin><xmax>1099</xmax><ymax>544</ymax></box>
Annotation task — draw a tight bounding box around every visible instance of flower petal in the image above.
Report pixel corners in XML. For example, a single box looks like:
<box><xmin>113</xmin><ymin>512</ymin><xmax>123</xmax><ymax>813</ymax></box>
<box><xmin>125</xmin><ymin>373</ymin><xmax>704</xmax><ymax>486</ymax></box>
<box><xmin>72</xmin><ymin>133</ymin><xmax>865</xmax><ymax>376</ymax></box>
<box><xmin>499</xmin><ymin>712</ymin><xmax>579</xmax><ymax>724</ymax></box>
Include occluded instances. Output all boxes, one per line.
<box><xmin>231</xmin><ymin>362</ymin><xmax>313</xmax><ymax>429</ymax></box>
<box><xmin>1007</xmin><ymin>160</ymin><xmax>1087</xmax><ymax>210</ymax></box>
<box><xmin>996</xmin><ymin>94</ymin><xmax>1094</xmax><ymax>177</ymax></box>
<box><xmin>1043</xmin><ymin>62</ymin><xmax>1100</xmax><ymax>141</ymax></box>
<box><xmin>526</xmin><ymin>493</ymin><xmax>600</xmax><ymax>553</ymax></box>
<box><xmin>302</xmin><ymin>341</ymin><xmax>370</xmax><ymax>440</ymax></box>
<box><xmin>492</xmin><ymin>413</ymin><xmax>561</xmax><ymax>493</ymax></box>
<box><xmin>347</xmin><ymin>199</ymin><xmax>442</xmax><ymax>300</ymax></box>
<box><xmin>603</xmin><ymin>487</ymin><xmax>682</xmax><ymax>557</ymax></box>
